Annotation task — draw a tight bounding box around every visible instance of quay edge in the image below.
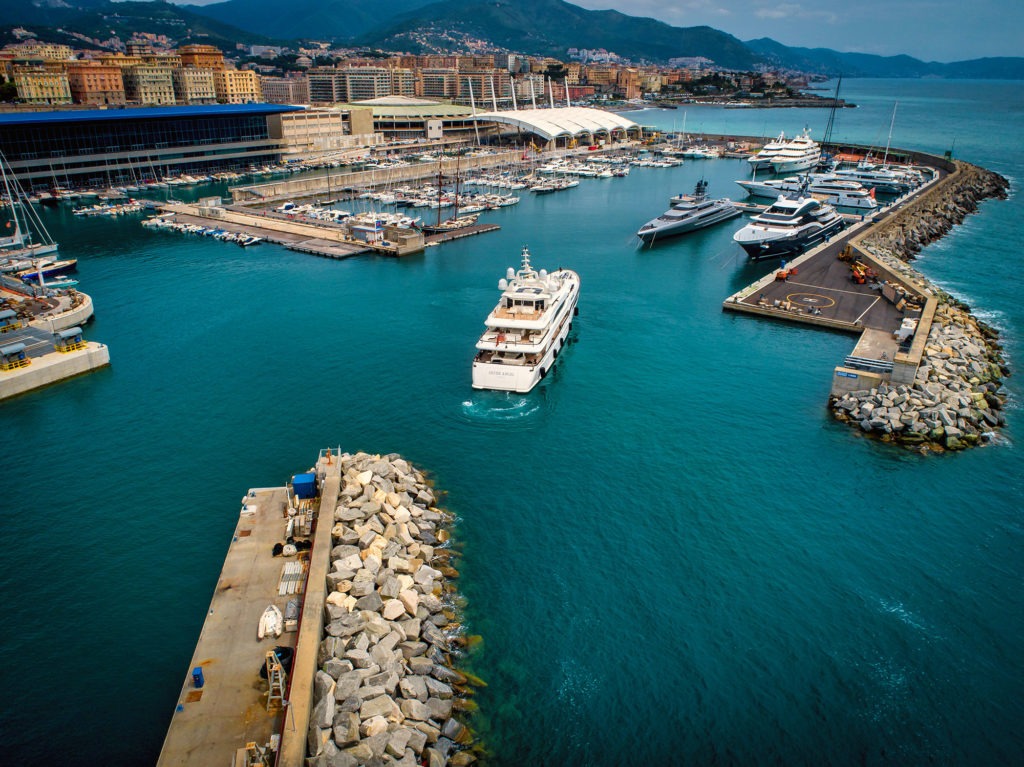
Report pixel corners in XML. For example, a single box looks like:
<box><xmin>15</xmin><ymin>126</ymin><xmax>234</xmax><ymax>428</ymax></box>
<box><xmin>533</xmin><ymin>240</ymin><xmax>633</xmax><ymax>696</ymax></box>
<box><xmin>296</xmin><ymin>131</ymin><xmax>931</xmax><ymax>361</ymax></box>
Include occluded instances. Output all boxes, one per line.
<box><xmin>159</xmin><ymin>449</ymin><xmax>481</xmax><ymax>767</ymax></box>
<box><xmin>722</xmin><ymin>147</ymin><xmax>1011</xmax><ymax>452</ymax></box>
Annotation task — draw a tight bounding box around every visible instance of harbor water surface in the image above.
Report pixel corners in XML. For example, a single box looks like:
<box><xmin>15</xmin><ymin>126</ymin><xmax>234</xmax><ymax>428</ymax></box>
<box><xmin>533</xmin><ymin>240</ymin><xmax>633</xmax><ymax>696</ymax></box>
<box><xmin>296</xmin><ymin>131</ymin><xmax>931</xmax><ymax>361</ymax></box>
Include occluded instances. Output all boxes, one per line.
<box><xmin>1</xmin><ymin>79</ymin><xmax>1022</xmax><ymax>765</ymax></box>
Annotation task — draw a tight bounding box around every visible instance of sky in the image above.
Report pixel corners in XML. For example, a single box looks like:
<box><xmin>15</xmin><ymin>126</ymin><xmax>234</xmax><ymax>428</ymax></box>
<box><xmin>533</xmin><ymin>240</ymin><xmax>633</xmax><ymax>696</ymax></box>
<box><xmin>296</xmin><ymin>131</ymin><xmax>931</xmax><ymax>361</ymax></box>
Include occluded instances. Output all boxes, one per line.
<box><xmin>569</xmin><ymin>0</ymin><xmax>1022</xmax><ymax>62</ymax></box>
<box><xmin>170</xmin><ymin>0</ymin><xmax>1022</xmax><ymax>63</ymax></box>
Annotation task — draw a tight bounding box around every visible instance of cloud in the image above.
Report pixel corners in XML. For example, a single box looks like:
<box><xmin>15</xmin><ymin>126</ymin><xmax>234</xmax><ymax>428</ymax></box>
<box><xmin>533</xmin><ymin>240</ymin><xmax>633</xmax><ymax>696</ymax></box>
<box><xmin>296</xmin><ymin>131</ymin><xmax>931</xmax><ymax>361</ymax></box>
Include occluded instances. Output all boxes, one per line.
<box><xmin>755</xmin><ymin>3</ymin><xmax>801</xmax><ymax>19</ymax></box>
<box><xmin>754</xmin><ymin>3</ymin><xmax>839</xmax><ymax>23</ymax></box>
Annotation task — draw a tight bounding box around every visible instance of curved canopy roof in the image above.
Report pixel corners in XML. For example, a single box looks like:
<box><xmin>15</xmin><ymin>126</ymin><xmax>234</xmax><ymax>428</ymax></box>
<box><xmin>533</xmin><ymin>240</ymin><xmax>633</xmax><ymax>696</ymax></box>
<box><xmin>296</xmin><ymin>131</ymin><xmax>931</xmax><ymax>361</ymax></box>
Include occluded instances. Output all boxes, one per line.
<box><xmin>473</xmin><ymin>107</ymin><xmax>639</xmax><ymax>142</ymax></box>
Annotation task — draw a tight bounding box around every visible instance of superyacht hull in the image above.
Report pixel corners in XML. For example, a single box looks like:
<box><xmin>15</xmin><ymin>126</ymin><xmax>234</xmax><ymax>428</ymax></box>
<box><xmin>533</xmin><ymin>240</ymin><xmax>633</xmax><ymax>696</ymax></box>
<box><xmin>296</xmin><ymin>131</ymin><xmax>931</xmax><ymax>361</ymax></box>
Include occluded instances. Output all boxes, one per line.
<box><xmin>637</xmin><ymin>205</ymin><xmax>740</xmax><ymax>242</ymax></box>
<box><xmin>737</xmin><ymin>218</ymin><xmax>846</xmax><ymax>261</ymax></box>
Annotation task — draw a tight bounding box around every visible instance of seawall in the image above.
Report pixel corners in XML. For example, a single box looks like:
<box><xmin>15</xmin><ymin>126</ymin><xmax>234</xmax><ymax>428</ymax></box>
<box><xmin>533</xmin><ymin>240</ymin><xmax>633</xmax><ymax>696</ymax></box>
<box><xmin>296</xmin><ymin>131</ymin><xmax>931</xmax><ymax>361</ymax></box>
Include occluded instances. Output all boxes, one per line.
<box><xmin>830</xmin><ymin>160</ymin><xmax>1011</xmax><ymax>451</ymax></box>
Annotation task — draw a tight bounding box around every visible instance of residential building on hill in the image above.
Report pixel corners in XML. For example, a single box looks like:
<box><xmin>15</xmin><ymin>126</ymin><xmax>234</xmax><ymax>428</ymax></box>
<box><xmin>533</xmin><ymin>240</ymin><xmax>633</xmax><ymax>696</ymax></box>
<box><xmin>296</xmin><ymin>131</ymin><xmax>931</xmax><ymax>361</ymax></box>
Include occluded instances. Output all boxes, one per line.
<box><xmin>261</xmin><ymin>75</ymin><xmax>310</xmax><ymax>105</ymax></box>
<box><xmin>66</xmin><ymin>62</ymin><xmax>126</xmax><ymax>106</ymax></box>
<box><xmin>178</xmin><ymin>44</ymin><xmax>225</xmax><ymax>71</ymax></box>
<box><xmin>173</xmin><ymin>67</ymin><xmax>217</xmax><ymax>105</ymax></box>
<box><xmin>214</xmin><ymin>69</ymin><xmax>261</xmax><ymax>104</ymax></box>
<box><xmin>123</xmin><ymin>65</ymin><xmax>176</xmax><ymax>105</ymax></box>
<box><xmin>12</xmin><ymin>66</ymin><xmax>72</xmax><ymax>105</ymax></box>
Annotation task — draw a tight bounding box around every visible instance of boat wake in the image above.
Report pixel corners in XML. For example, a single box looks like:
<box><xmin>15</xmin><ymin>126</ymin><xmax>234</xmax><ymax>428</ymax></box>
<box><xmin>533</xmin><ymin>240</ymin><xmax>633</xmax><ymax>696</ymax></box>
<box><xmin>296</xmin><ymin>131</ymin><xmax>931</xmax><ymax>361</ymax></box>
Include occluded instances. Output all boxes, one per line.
<box><xmin>459</xmin><ymin>391</ymin><xmax>544</xmax><ymax>427</ymax></box>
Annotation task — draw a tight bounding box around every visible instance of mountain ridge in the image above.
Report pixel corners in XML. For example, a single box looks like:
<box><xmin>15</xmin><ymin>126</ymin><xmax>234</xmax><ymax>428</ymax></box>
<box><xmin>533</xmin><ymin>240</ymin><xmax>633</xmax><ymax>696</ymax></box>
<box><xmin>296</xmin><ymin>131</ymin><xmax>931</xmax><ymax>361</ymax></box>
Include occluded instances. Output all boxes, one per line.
<box><xmin>1</xmin><ymin>0</ymin><xmax>1021</xmax><ymax>79</ymax></box>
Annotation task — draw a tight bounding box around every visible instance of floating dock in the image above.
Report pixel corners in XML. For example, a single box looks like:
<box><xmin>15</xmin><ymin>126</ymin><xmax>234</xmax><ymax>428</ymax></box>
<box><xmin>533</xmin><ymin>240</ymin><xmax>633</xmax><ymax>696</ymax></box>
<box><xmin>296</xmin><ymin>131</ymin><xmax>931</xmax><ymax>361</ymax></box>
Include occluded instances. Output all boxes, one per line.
<box><xmin>424</xmin><ymin>223</ymin><xmax>501</xmax><ymax>244</ymax></box>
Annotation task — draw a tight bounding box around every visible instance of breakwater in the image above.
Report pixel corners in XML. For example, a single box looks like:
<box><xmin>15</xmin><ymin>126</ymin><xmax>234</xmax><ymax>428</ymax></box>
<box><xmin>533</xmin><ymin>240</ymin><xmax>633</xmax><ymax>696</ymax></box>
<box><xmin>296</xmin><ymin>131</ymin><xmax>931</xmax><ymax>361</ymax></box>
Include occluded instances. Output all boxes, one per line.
<box><xmin>862</xmin><ymin>161</ymin><xmax>1009</xmax><ymax>260</ymax></box>
<box><xmin>831</xmin><ymin>161</ymin><xmax>1011</xmax><ymax>451</ymax></box>
<box><xmin>307</xmin><ymin>452</ymin><xmax>480</xmax><ymax>767</ymax></box>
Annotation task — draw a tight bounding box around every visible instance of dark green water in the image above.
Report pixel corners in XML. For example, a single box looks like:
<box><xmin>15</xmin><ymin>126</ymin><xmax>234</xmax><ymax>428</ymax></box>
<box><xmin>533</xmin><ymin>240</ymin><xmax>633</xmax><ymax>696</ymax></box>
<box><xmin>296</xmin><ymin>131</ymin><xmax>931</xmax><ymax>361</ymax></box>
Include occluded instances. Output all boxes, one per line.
<box><xmin>0</xmin><ymin>79</ymin><xmax>1021</xmax><ymax>765</ymax></box>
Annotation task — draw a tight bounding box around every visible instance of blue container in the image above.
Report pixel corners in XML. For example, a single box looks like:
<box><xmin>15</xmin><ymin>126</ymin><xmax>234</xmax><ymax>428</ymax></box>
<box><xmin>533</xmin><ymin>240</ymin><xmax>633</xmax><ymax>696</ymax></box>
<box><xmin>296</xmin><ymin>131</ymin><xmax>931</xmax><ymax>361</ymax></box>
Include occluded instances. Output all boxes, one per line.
<box><xmin>292</xmin><ymin>472</ymin><xmax>317</xmax><ymax>499</ymax></box>
<box><xmin>192</xmin><ymin>667</ymin><xmax>205</xmax><ymax>688</ymax></box>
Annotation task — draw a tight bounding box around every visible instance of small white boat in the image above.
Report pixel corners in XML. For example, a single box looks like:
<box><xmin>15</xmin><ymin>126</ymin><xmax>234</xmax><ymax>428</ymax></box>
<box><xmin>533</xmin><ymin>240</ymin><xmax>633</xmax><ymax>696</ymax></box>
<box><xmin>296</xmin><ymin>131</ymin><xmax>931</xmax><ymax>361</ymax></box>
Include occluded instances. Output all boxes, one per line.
<box><xmin>257</xmin><ymin>604</ymin><xmax>283</xmax><ymax>640</ymax></box>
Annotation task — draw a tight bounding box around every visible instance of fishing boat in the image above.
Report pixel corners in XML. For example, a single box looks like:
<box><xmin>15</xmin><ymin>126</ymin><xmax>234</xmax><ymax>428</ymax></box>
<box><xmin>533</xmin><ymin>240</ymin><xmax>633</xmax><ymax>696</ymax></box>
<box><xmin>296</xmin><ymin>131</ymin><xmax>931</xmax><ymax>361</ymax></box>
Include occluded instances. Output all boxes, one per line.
<box><xmin>472</xmin><ymin>246</ymin><xmax>580</xmax><ymax>393</ymax></box>
<box><xmin>637</xmin><ymin>180</ymin><xmax>740</xmax><ymax>242</ymax></box>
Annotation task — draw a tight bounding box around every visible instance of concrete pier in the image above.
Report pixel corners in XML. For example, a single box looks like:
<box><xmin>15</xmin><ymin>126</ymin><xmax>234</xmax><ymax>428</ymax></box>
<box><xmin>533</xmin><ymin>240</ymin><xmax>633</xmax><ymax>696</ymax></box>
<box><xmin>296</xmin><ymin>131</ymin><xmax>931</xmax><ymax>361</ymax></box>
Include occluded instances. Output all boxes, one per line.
<box><xmin>722</xmin><ymin>162</ymin><xmax>948</xmax><ymax>391</ymax></box>
<box><xmin>0</xmin><ymin>291</ymin><xmax>109</xmax><ymax>401</ymax></box>
<box><xmin>157</xmin><ymin>453</ymin><xmax>342</xmax><ymax>767</ymax></box>
<box><xmin>0</xmin><ymin>341</ymin><xmax>110</xmax><ymax>401</ymax></box>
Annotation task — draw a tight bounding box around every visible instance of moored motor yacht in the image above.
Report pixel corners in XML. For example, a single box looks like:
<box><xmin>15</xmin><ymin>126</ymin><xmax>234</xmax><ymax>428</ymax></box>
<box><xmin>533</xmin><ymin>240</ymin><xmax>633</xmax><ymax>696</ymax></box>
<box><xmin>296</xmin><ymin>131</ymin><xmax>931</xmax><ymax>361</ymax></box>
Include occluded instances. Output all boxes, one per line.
<box><xmin>769</xmin><ymin>129</ymin><xmax>821</xmax><ymax>174</ymax></box>
<box><xmin>472</xmin><ymin>246</ymin><xmax>580</xmax><ymax>393</ymax></box>
<box><xmin>733</xmin><ymin>193</ymin><xmax>846</xmax><ymax>260</ymax></box>
<box><xmin>736</xmin><ymin>174</ymin><xmax>878</xmax><ymax>210</ymax></box>
<box><xmin>747</xmin><ymin>132</ymin><xmax>788</xmax><ymax>171</ymax></box>
<box><xmin>637</xmin><ymin>180</ymin><xmax>740</xmax><ymax>242</ymax></box>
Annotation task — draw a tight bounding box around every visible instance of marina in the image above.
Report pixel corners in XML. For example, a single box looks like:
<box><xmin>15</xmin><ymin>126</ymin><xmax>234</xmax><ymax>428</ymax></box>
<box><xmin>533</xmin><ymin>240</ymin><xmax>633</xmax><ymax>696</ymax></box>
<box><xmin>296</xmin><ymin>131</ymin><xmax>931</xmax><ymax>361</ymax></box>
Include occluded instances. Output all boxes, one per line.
<box><xmin>1</xmin><ymin>77</ymin><xmax>1021</xmax><ymax>767</ymax></box>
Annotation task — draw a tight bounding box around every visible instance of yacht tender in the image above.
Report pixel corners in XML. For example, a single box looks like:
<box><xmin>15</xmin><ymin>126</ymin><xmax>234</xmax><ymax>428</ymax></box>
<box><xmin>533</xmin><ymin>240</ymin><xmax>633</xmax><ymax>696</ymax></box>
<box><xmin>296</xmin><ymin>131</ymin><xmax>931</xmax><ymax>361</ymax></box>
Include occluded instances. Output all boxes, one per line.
<box><xmin>472</xmin><ymin>246</ymin><xmax>579</xmax><ymax>393</ymax></box>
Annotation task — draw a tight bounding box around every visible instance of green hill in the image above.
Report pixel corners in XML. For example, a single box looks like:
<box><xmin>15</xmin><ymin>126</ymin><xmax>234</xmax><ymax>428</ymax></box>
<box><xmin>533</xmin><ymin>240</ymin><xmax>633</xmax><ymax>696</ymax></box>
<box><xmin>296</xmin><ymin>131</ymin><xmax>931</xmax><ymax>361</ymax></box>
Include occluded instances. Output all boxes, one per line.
<box><xmin>360</xmin><ymin>0</ymin><xmax>759</xmax><ymax>69</ymax></box>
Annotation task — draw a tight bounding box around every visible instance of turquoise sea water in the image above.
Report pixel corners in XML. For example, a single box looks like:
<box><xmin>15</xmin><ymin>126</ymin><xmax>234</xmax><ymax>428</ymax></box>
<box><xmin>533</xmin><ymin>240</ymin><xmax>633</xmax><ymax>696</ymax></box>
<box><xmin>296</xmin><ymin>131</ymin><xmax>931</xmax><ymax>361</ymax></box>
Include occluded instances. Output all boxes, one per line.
<box><xmin>1</xmin><ymin>79</ymin><xmax>1021</xmax><ymax>765</ymax></box>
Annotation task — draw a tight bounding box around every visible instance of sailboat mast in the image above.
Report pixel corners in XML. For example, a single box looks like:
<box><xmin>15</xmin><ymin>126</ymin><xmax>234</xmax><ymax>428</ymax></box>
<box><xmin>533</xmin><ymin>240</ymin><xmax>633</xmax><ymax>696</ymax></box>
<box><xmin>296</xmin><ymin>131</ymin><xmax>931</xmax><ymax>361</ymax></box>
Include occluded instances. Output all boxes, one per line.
<box><xmin>0</xmin><ymin>150</ymin><xmax>23</xmax><ymax>245</ymax></box>
<box><xmin>882</xmin><ymin>102</ymin><xmax>898</xmax><ymax>166</ymax></box>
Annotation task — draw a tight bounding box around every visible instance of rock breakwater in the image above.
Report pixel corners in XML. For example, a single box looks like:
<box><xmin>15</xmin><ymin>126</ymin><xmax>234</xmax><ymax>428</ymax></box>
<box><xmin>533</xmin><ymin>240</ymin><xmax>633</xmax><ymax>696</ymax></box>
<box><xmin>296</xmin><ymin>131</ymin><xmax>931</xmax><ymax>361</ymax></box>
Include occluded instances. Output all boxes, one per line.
<box><xmin>831</xmin><ymin>162</ymin><xmax>1011</xmax><ymax>451</ymax></box>
<box><xmin>307</xmin><ymin>452</ymin><xmax>480</xmax><ymax>767</ymax></box>
<box><xmin>863</xmin><ymin>161</ymin><xmax>1008</xmax><ymax>261</ymax></box>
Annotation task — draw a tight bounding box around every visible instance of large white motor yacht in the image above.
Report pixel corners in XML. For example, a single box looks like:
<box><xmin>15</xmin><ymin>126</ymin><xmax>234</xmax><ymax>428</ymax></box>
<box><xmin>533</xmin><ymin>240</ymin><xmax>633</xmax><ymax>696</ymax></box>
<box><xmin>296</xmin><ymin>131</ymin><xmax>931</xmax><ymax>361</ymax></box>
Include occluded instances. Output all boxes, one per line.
<box><xmin>637</xmin><ymin>180</ymin><xmax>740</xmax><ymax>242</ymax></box>
<box><xmin>735</xmin><ymin>174</ymin><xmax>878</xmax><ymax>210</ymax></box>
<box><xmin>769</xmin><ymin>129</ymin><xmax>822</xmax><ymax>174</ymax></box>
<box><xmin>472</xmin><ymin>247</ymin><xmax>580</xmax><ymax>393</ymax></box>
<box><xmin>747</xmin><ymin>132</ymin><xmax>788</xmax><ymax>171</ymax></box>
<box><xmin>733</xmin><ymin>194</ymin><xmax>846</xmax><ymax>260</ymax></box>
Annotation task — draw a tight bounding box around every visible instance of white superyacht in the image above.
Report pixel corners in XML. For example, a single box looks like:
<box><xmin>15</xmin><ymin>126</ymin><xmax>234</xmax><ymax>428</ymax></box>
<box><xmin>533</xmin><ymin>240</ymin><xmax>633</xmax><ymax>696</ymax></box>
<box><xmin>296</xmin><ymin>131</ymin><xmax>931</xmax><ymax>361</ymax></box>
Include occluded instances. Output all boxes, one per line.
<box><xmin>769</xmin><ymin>129</ymin><xmax>821</xmax><ymax>174</ymax></box>
<box><xmin>472</xmin><ymin>247</ymin><xmax>580</xmax><ymax>393</ymax></box>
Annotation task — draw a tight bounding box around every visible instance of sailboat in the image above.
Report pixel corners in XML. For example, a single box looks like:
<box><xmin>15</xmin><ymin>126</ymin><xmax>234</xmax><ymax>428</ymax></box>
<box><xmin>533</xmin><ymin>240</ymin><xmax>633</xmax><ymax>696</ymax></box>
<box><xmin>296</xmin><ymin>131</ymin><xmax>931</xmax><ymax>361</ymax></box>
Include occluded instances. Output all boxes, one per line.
<box><xmin>420</xmin><ymin>152</ymin><xmax>479</xmax><ymax>235</ymax></box>
<box><xmin>1</xmin><ymin>149</ymin><xmax>60</xmax><ymax>261</ymax></box>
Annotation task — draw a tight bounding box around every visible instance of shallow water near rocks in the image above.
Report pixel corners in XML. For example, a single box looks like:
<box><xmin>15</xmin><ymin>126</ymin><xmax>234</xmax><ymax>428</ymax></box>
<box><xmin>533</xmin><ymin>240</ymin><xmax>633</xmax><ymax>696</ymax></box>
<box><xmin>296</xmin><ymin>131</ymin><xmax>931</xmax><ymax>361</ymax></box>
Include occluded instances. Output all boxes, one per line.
<box><xmin>0</xmin><ymin>79</ymin><xmax>1021</xmax><ymax>765</ymax></box>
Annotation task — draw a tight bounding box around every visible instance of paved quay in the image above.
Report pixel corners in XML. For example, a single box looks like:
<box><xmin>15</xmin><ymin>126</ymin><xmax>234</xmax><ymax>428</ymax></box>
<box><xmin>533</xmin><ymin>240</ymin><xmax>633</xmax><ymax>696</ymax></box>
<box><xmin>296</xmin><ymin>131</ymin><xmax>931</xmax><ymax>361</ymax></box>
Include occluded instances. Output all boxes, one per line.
<box><xmin>158</xmin><ymin>453</ymin><xmax>342</xmax><ymax>767</ymax></box>
<box><xmin>164</xmin><ymin>211</ymin><xmax>371</xmax><ymax>260</ymax></box>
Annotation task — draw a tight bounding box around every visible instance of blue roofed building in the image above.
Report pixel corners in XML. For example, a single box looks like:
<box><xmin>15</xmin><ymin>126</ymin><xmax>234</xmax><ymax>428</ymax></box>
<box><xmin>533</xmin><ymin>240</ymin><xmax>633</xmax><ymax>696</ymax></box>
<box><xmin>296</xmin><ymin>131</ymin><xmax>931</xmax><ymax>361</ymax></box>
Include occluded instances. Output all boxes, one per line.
<box><xmin>0</xmin><ymin>104</ymin><xmax>309</xmax><ymax>189</ymax></box>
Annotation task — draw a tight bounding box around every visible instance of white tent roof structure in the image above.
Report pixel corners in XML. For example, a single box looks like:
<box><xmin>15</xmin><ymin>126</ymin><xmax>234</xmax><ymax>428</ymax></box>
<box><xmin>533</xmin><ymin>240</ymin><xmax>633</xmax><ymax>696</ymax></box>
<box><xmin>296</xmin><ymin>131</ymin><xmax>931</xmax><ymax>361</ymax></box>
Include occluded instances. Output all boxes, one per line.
<box><xmin>473</xmin><ymin>107</ymin><xmax>640</xmax><ymax>142</ymax></box>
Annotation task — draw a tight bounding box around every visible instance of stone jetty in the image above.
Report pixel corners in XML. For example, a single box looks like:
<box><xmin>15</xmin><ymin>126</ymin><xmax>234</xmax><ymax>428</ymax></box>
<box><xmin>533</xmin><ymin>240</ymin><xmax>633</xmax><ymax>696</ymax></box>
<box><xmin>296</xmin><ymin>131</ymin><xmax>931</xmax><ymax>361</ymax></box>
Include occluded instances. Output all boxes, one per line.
<box><xmin>306</xmin><ymin>452</ymin><xmax>480</xmax><ymax>767</ymax></box>
<box><xmin>831</xmin><ymin>162</ymin><xmax>1010</xmax><ymax>451</ymax></box>
<box><xmin>862</xmin><ymin>161</ymin><xmax>1009</xmax><ymax>261</ymax></box>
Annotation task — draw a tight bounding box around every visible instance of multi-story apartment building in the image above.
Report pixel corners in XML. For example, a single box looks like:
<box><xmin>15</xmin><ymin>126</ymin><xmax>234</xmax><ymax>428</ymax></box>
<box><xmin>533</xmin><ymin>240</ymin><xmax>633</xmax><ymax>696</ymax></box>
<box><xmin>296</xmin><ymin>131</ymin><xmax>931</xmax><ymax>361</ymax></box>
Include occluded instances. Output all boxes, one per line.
<box><xmin>308</xmin><ymin>69</ymin><xmax>346</xmax><ymax>104</ymax></box>
<box><xmin>173</xmin><ymin>67</ymin><xmax>217</xmax><ymax>105</ymax></box>
<box><xmin>456</xmin><ymin>69</ymin><xmax>511</xmax><ymax>107</ymax></box>
<box><xmin>338</xmin><ymin>67</ymin><xmax>391</xmax><ymax>101</ymax></box>
<box><xmin>123</xmin><ymin>65</ymin><xmax>176</xmax><ymax>105</ymax></box>
<box><xmin>418</xmin><ymin>68</ymin><xmax>459</xmax><ymax>100</ymax></box>
<box><xmin>261</xmin><ymin>75</ymin><xmax>310</xmax><ymax>105</ymax></box>
<box><xmin>389</xmin><ymin>68</ymin><xmax>417</xmax><ymax>98</ymax></box>
<box><xmin>178</xmin><ymin>44</ymin><xmax>225</xmax><ymax>71</ymax></box>
<box><xmin>66</xmin><ymin>62</ymin><xmax>126</xmax><ymax>105</ymax></box>
<box><xmin>4</xmin><ymin>42</ymin><xmax>74</xmax><ymax>61</ymax></box>
<box><xmin>12</xmin><ymin>66</ymin><xmax>72</xmax><ymax>105</ymax></box>
<box><xmin>213</xmin><ymin>69</ymin><xmax>261</xmax><ymax>104</ymax></box>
